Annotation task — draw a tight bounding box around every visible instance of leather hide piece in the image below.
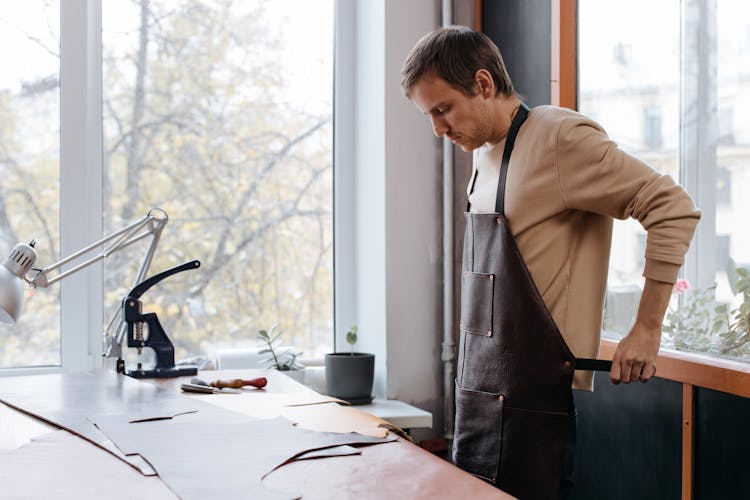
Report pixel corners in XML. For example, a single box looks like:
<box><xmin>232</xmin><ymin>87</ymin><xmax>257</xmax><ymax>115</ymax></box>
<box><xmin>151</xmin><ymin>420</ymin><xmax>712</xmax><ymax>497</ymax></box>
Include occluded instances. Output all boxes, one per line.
<box><xmin>91</xmin><ymin>414</ymin><xmax>395</xmax><ymax>500</ymax></box>
<box><xmin>0</xmin><ymin>430</ymin><xmax>175</xmax><ymax>500</ymax></box>
<box><xmin>0</xmin><ymin>371</ymin><xmax>395</xmax><ymax>499</ymax></box>
<box><xmin>0</xmin><ymin>371</ymin><xmax>235</xmax><ymax>475</ymax></box>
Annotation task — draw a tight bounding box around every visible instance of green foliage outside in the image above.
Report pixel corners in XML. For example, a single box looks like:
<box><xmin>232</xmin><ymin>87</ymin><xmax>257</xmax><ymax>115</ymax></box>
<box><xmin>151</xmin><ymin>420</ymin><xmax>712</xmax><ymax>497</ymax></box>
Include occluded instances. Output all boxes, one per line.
<box><xmin>663</xmin><ymin>259</ymin><xmax>750</xmax><ymax>358</ymax></box>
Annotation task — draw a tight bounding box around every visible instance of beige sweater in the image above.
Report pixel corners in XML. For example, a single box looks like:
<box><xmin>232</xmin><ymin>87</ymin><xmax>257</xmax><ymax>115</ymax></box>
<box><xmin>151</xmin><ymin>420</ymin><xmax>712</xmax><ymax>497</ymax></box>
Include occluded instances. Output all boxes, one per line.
<box><xmin>468</xmin><ymin>105</ymin><xmax>701</xmax><ymax>390</ymax></box>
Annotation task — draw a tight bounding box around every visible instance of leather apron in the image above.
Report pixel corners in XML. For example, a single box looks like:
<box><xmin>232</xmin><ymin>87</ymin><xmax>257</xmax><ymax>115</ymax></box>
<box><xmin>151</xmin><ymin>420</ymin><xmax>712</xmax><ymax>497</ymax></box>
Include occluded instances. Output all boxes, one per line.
<box><xmin>453</xmin><ymin>103</ymin><xmax>578</xmax><ymax>500</ymax></box>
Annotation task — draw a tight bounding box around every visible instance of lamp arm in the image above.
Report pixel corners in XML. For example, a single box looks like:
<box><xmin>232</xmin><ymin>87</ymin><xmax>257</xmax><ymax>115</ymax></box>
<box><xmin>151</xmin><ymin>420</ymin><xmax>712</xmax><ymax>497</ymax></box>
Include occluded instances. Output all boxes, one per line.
<box><xmin>16</xmin><ymin>208</ymin><xmax>167</xmax><ymax>360</ymax></box>
<box><xmin>107</xmin><ymin>212</ymin><xmax>166</xmax><ymax>358</ymax></box>
<box><xmin>27</xmin><ymin>208</ymin><xmax>168</xmax><ymax>289</ymax></box>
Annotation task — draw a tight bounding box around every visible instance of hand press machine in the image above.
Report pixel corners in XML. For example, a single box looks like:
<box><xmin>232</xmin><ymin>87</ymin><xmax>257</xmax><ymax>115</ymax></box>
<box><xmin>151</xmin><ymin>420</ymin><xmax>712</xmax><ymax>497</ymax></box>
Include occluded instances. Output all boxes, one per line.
<box><xmin>119</xmin><ymin>259</ymin><xmax>201</xmax><ymax>378</ymax></box>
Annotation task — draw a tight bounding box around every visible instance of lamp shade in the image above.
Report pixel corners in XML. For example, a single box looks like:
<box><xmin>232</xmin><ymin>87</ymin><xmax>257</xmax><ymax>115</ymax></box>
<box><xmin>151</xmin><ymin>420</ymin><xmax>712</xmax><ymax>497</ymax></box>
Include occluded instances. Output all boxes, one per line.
<box><xmin>0</xmin><ymin>242</ymin><xmax>38</xmax><ymax>324</ymax></box>
<box><xmin>0</xmin><ymin>265</ymin><xmax>24</xmax><ymax>323</ymax></box>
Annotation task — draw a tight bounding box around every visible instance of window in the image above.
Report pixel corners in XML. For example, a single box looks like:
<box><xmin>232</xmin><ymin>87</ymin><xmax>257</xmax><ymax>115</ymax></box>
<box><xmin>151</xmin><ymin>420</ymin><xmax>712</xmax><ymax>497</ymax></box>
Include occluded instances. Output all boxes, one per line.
<box><xmin>102</xmin><ymin>0</ymin><xmax>334</xmax><ymax>366</ymax></box>
<box><xmin>581</xmin><ymin>0</ymin><xmax>750</xmax><ymax>361</ymax></box>
<box><xmin>718</xmin><ymin>106</ymin><xmax>735</xmax><ymax>145</ymax></box>
<box><xmin>715</xmin><ymin>166</ymin><xmax>731</xmax><ymax>206</ymax></box>
<box><xmin>643</xmin><ymin>107</ymin><xmax>663</xmax><ymax>149</ymax></box>
<box><xmin>1</xmin><ymin>0</ymin><xmax>335</xmax><ymax>371</ymax></box>
<box><xmin>0</xmin><ymin>2</ymin><xmax>61</xmax><ymax>368</ymax></box>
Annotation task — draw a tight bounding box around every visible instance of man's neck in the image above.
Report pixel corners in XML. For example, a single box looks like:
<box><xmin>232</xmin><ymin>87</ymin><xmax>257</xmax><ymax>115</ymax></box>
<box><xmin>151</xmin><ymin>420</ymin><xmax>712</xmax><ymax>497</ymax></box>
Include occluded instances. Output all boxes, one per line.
<box><xmin>488</xmin><ymin>94</ymin><xmax>522</xmax><ymax>145</ymax></box>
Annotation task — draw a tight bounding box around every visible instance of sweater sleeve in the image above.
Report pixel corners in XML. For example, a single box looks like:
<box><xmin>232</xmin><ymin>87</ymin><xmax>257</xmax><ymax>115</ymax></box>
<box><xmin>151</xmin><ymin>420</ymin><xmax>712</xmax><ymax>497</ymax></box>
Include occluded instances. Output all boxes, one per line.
<box><xmin>555</xmin><ymin>115</ymin><xmax>701</xmax><ymax>284</ymax></box>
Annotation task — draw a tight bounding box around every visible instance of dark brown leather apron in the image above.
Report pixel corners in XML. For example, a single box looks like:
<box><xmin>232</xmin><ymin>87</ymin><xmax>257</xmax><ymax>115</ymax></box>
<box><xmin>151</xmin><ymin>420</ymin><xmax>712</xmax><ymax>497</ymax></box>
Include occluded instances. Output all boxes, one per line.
<box><xmin>453</xmin><ymin>103</ymin><xmax>608</xmax><ymax>500</ymax></box>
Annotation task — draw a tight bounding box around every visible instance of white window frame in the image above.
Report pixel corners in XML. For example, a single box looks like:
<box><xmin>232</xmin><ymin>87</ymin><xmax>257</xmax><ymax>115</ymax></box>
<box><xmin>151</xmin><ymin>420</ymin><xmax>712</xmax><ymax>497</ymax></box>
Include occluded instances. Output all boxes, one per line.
<box><xmin>333</xmin><ymin>0</ymin><xmax>356</xmax><ymax>350</ymax></box>
<box><xmin>59</xmin><ymin>0</ymin><xmax>104</xmax><ymax>372</ymax></box>
<box><xmin>680</xmin><ymin>0</ymin><xmax>717</xmax><ymax>291</ymax></box>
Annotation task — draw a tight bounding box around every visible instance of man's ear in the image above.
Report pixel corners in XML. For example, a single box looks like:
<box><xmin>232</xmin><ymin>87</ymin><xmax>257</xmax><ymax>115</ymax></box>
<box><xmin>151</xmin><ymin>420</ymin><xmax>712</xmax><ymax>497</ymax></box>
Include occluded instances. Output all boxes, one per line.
<box><xmin>474</xmin><ymin>69</ymin><xmax>495</xmax><ymax>98</ymax></box>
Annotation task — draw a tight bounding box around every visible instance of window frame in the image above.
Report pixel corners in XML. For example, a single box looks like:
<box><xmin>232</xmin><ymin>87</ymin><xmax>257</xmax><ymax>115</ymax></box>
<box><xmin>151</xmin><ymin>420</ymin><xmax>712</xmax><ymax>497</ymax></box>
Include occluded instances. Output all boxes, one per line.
<box><xmin>59</xmin><ymin>0</ymin><xmax>104</xmax><ymax>372</ymax></box>
<box><xmin>679</xmin><ymin>0</ymin><xmax>718</xmax><ymax>293</ymax></box>
<box><xmin>333</xmin><ymin>0</ymin><xmax>356</xmax><ymax>352</ymax></box>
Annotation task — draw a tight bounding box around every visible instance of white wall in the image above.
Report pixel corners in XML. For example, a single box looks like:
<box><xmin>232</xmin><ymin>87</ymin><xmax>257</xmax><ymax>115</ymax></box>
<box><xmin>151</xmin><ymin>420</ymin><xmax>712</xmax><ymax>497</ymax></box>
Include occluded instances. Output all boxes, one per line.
<box><xmin>336</xmin><ymin>0</ymin><xmax>442</xmax><ymax>428</ymax></box>
<box><xmin>383</xmin><ymin>1</ymin><xmax>443</xmax><ymax>407</ymax></box>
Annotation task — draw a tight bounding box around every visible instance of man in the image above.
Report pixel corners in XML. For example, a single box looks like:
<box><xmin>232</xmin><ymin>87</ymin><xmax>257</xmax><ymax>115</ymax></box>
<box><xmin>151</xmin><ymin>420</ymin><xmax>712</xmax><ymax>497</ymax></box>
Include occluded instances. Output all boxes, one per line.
<box><xmin>400</xmin><ymin>26</ymin><xmax>700</xmax><ymax>499</ymax></box>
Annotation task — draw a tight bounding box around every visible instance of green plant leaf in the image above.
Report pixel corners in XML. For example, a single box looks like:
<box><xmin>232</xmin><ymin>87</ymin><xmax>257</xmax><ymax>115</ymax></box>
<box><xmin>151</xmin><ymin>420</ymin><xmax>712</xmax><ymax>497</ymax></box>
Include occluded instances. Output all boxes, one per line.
<box><xmin>346</xmin><ymin>331</ymin><xmax>357</xmax><ymax>345</ymax></box>
<box><xmin>346</xmin><ymin>325</ymin><xmax>358</xmax><ymax>346</ymax></box>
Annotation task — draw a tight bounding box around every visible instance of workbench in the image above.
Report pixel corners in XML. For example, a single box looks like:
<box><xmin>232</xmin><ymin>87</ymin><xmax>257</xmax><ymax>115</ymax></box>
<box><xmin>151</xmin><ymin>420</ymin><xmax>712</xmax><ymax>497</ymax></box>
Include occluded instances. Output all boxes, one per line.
<box><xmin>0</xmin><ymin>369</ymin><xmax>510</xmax><ymax>499</ymax></box>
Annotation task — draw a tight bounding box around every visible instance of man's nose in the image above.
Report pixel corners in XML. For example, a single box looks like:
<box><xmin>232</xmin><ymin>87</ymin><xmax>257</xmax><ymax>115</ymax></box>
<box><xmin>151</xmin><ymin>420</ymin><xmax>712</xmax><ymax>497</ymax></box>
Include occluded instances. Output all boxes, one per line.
<box><xmin>430</xmin><ymin>116</ymin><xmax>448</xmax><ymax>138</ymax></box>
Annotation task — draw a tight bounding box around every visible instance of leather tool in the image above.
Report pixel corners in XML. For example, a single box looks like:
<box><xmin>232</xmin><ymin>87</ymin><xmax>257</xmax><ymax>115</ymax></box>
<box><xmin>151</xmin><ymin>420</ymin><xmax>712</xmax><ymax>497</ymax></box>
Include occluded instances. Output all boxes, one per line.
<box><xmin>180</xmin><ymin>383</ymin><xmax>240</xmax><ymax>394</ymax></box>
<box><xmin>180</xmin><ymin>376</ymin><xmax>267</xmax><ymax>394</ymax></box>
<box><xmin>209</xmin><ymin>377</ymin><xmax>267</xmax><ymax>389</ymax></box>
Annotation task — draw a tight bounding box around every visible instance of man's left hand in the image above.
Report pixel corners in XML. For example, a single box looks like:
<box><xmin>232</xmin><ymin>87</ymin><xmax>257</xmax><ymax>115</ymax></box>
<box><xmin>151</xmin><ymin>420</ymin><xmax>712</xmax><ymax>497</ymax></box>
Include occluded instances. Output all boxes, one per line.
<box><xmin>610</xmin><ymin>323</ymin><xmax>660</xmax><ymax>384</ymax></box>
<box><xmin>609</xmin><ymin>278</ymin><xmax>672</xmax><ymax>384</ymax></box>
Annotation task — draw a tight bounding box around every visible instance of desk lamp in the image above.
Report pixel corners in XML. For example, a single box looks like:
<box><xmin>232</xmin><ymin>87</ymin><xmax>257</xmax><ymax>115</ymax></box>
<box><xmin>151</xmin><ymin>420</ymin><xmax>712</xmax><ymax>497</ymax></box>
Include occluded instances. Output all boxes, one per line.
<box><xmin>0</xmin><ymin>208</ymin><xmax>198</xmax><ymax>378</ymax></box>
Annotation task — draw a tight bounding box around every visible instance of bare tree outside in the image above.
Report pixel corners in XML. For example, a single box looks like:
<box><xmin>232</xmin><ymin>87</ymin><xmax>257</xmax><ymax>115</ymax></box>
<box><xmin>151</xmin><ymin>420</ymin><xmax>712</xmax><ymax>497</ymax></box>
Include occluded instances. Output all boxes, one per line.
<box><xmin>0</xmin><ymin>2</ymin><xmax>62</xmax><ymax>367</ymax></box>
<box><xmin>103</xmin><ymin>0</ymin><xmax>334</xmax><ymax>363</ymax></box>
<box><xmin>0</xmin><ymin>0</ymin><xmax>334</xmax><ymax>368</ymax></box>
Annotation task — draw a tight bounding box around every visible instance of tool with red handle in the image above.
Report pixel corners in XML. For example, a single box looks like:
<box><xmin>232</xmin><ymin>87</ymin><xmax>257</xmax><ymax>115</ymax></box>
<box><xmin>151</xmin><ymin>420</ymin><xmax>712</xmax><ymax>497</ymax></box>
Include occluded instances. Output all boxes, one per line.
<box><xmin>209</xmin><ymin>377</ymin><xmax>267</xmax><ymax>389</ymax></box>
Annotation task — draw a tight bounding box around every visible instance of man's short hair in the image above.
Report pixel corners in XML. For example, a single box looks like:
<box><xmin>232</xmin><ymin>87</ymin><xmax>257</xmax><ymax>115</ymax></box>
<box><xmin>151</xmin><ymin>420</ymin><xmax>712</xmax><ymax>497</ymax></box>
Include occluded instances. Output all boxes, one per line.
<box><xmin>400</xmin><ymin>25</ymin><xmax>514</xmax><ymax>99</ymax></box>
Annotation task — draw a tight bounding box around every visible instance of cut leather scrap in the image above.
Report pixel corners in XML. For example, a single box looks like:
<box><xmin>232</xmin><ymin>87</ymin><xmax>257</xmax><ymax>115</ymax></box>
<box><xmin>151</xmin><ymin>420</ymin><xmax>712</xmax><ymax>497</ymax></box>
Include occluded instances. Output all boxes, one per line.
<box><xmin>91</xmin><ymin>414</ymin><xmax>396</xmax><ymax>500</ymax></box>
<box><xmin>283</xmin><ymin>402</ymin><xmax>391</xmax><ymax>438</ymax></box>
<box><xmin>187</xmin><ymin>390</ymin><xmax>398</xmax><ymax>439</ymax></box>
<box><xmin>291</xmin><ymin>444</ymin><xmax>360</xmax><ymax>461</ymax></box>
<box><xmin>0</xmin><ymin>371</ymin><xmax>254</xmax><ymax>476</ymax></box>
<box><xmin>282</xmin><ymin>402</ymin><xmax>413</xmax><ymax>441</ymax></box>
<box><xmin>378</xmin><ymin>422</ymin><xmax>414</xmax><ymax>442</ymax></box>
<box><xmin>129</xmin><ymin>409</ymin><xmax>198</xmax><ymax>423</ymax></box>
<box><xmin>0</xmin><ymin>430</ymin><xmax>175</xmax><ymax>500</ymax></box>
<box><xmin>185</xmin><ymin>391</ymin><xmax>346</xmax><ymax>420</ymax></box>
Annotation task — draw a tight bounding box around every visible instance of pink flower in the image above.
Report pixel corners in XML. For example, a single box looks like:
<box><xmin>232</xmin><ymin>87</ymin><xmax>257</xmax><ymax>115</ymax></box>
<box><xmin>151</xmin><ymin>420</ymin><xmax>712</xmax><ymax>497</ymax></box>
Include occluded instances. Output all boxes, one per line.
<box><xmin>673</xmin><ymin>279</ymin><xmax>691</xmax><ymax>295</ymax></box>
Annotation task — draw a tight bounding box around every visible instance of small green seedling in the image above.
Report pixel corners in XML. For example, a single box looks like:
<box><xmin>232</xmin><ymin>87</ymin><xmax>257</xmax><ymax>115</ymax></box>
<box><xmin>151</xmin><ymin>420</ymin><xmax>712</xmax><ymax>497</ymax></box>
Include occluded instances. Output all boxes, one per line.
<box><xmin>345</xmin><ymin>325</ymin><xmax>358</xmax><ymax>355</ymax></box>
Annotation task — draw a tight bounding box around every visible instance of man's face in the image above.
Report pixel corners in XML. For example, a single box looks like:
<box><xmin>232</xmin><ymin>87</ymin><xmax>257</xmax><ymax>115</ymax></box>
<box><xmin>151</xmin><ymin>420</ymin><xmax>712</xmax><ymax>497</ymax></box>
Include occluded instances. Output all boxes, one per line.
<box><xmin>409</xmin><ymin>73</ymin><xmax>494</xmax><ymax>152</ymax></box>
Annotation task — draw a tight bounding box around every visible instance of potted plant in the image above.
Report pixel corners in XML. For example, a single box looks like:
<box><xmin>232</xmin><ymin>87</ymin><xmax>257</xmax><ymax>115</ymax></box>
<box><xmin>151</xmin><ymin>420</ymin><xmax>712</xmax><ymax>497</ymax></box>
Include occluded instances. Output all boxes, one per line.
<box><xmin>257</xmin><ymin>326</ymin><xmax>305</xmax><ymax>383</ymax></box>
<box><xmin>325</xmin><ymin>325</ymin><xmax>375</xmax><ymax>405</ymax></box>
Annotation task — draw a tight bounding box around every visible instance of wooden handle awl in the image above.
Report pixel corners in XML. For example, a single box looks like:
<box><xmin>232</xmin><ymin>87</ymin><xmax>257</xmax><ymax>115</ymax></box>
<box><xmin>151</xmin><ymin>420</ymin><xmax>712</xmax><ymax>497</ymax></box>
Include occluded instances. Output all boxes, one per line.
<box><xmin>210</xmin><ymin>377</ymin><xmax>267</xmax><ymax>389</ymax></box>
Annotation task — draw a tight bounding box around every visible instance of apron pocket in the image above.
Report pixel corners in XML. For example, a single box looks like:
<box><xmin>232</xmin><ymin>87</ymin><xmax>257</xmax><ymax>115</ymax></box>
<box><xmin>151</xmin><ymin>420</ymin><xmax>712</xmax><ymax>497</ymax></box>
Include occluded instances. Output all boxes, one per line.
<box><xmin>498</xmin><ymin>405</ymin><xmax>570</xmax><ymax>499</ymax></box>
<box><xmin>452</xmin><ymin>381</ymin><xmax>504</xmax><ymax>483</ymax></box>
<box><xmin>460</xmin><ymin>271</ymin><xmax>494</xmax><ymax>337</ymax></box>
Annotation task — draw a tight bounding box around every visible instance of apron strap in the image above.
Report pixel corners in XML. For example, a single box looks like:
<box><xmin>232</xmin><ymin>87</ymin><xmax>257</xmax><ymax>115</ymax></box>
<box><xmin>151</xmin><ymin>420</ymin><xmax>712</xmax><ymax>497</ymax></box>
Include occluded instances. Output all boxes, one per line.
<box><xmin>575</xmin><ymin>358</ymin><xmax>612</xmax><ymax>371</ymax></box>
<box><xmin>495</xmin><ymin>102</ymin><xmax>530</xmax><ymax>215</ymax></box>
<box><xmin>465</xmin><ymin>101</ymin><xmax>531</xmax><ymax>214</ymax></box>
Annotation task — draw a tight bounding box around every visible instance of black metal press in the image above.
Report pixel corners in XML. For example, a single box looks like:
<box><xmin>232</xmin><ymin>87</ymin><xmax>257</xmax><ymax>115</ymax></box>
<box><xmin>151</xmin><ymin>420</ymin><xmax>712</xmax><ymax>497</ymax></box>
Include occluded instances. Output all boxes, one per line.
<box><xmin>118</xmin><ymin>259</ymin><xmax>201</xmax><ymax>379</ymax></box>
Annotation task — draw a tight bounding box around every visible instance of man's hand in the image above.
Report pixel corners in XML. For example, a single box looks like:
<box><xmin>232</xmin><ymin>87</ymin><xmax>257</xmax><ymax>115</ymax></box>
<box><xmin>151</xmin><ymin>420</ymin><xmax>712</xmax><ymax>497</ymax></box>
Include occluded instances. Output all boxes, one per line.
<box><xmin>610</xmin><ymin>278</ymin><xmax>672</xmax><ymax>384</ymax></box>
<box><xmin>610</xmin><ymin>322</ymin><xmax>661</xmax><ymax>383</ymax></box>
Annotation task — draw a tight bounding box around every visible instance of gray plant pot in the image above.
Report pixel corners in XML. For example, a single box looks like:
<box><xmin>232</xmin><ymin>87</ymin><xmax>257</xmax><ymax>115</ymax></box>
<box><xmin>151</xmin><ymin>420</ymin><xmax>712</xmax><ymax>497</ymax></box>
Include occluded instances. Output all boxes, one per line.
<box><xmin>325</xmin><ymin>352</ymin><xmax>374</xmax><ymax>405</ymax></box>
